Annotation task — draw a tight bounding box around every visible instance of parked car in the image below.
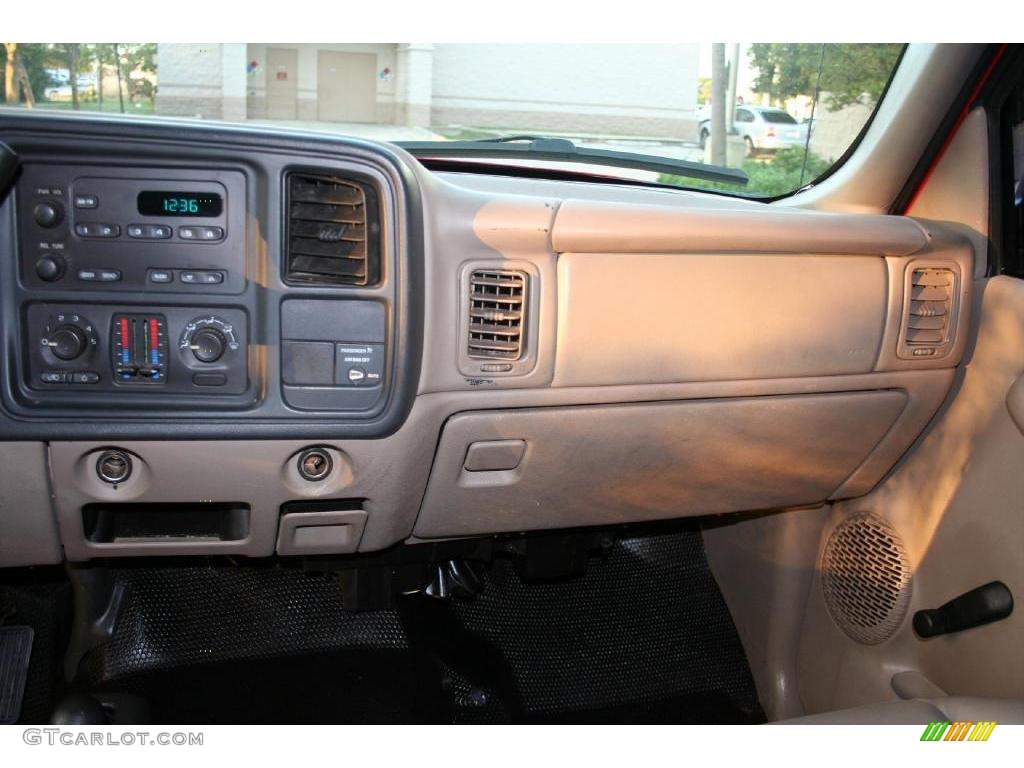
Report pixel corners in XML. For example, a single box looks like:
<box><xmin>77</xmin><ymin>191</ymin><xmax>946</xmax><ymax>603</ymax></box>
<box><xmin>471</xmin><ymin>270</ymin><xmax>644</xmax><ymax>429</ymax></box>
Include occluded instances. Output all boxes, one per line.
<box><xmin>45</xmin><ymin>75</ymin><xmax>97</xmax><ymax>101</ymax></box>
<box><xmin>699</xmin><ymin>106</ymin><xmax>809</xmax><ymax>155</ymax></box>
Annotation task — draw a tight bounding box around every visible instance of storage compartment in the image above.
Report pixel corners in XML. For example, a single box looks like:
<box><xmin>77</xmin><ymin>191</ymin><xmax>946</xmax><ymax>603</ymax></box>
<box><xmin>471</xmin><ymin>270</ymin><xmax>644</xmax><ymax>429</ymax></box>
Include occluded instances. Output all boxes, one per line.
<box><xmin>413</xmin><ymin>392</ymin><xmax>908</xmax><ymax>538</ymax></box>
<box><xmin>82</xmin><ymin>502</ymin><xmax>250</xmax><ymax>543</ymax></box>
<box><xmin>276</xmin><ymin>499</ymin><xmax>367</xmax><ymax>556</ymax></box>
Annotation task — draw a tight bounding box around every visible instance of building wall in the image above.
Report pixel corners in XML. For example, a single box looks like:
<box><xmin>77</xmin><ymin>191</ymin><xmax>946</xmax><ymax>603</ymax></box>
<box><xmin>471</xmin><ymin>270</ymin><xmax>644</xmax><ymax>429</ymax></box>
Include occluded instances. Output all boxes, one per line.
<box><xmin>430</xmin><ymin>44</ymin><xmax>700</xmax><ymax>138</ymax></box>
<box><xmin>245</xmin><ymin>43</ymin><xmax>398</xmax><ymax>123</ymax></box>
<box><xmin>155</xmin><ymin>43</ymin><xmax>702</xmax><ymax>139</ymax></box>
<box><xmin>154</xmin><ymin>44</ymin><xmax>228</xmax><ymax>119</ymax></box>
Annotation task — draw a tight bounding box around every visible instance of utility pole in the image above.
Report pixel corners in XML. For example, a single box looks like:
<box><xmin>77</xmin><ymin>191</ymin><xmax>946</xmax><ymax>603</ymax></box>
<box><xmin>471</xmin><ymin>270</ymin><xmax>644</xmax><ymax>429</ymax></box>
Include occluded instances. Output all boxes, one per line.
<box><xmin>710</xmin><ymin>43</ymin><xmax>727</xmax><ymax>167</ymax></box>
<box><xmin>726</xmin><ymin>43</ymin><xmax>740</xmax><ymax>133</ymax></box>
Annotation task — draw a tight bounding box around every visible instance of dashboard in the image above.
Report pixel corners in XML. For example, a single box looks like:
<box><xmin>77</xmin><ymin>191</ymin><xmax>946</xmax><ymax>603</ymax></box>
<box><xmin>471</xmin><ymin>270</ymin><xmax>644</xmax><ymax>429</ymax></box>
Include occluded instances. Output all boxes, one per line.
<box><xmin>1</xmin><ymin>115</ymin><xmax>420</xmax><ymax>437</ymax></box>
<box><xmin>0</xmin><ymin>110</ymin><xmax>975</xmax><ymax>567</ymax></box>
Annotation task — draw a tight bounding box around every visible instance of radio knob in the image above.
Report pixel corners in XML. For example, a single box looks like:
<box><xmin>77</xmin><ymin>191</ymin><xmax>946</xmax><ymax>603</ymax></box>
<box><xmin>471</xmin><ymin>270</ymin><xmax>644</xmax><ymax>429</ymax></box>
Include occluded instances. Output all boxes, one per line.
<box><xmin>49</xmin><ymin>325</ymin><xmax>87</xmax><ymax>361</ymax></box>
<box><xmin>35</xmin><ymin>255</ymin><xmax>66</xmax><ymax>282</ymax></box>
<box><xmin>33</xmin><ymin>201</ymin><xmax>64</xmax><ymax>228</ymax></box>
<box><xmin>190</xmin><ymin>328</ymin><xmax>226</xmax><ymax>363</ymax></box>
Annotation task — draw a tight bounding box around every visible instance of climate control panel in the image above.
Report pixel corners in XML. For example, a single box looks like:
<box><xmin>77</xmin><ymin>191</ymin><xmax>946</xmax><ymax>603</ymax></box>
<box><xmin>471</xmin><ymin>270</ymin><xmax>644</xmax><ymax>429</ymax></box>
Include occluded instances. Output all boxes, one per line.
<box><xmin>24</xmin><ymin>304</ymin><xmax>248</xmax><ymax>398</ymax></box>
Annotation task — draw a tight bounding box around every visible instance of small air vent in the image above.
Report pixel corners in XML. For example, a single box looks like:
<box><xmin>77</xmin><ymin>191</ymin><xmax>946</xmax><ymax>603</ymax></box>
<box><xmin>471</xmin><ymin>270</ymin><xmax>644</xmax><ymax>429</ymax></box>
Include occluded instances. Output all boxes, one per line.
<box><xmin>467</xmin><ymin>269</ymin><xmax>527</xmax><ymax>360</ymax></box>
<box><xmin>286</xmin><ymin>173</ymin><xmax>380</xmax><ymax>286</ymax></box>
<box><xmin>905</xmin><ymin>267</ymin><xmax>953</xmax><ymax>346</ymax></box>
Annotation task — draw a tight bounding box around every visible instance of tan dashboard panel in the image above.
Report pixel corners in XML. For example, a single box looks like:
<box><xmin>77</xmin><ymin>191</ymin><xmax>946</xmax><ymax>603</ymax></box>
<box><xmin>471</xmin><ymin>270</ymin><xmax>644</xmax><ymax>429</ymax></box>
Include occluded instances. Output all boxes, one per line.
<box><xmin>413</xmin><ymin>390</ymin><xmax>907</xmax><ymax>538</ymax></box>
<box><xmin>553</xmin><ymin>253</ymin><xmax>888</xmax><ymax>387</ymax></box>
<box><xmin>551</xmin><ymin>199</ymin><xmax>930</xmax><ymax>257</ymax></box>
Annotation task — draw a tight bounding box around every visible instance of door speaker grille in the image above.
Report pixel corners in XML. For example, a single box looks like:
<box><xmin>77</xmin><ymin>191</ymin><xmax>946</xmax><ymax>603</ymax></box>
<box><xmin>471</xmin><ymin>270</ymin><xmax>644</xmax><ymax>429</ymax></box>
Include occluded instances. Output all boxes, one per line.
<box><xmin>821</xmin><ymin>513</ymin><xmax>912</xmax><ymax>645</ymax></box>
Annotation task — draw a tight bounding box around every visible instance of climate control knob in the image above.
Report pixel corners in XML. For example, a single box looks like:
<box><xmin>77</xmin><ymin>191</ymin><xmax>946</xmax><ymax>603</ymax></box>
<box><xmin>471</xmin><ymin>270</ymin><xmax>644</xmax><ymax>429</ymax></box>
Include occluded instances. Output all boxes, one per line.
<box><xmin>48</xmin><ymin>324</ymin><xmax>87</xmax><ymax>361</ymax></box>
<box><xmin>190</xmin><ymin>328</ymin><xmax>226</xmax><ymax>363</ymax></box>
<box><xmin>179</xmin><ymin>316</ymin><xmax>239</xmax><ymax>367</ymax></box>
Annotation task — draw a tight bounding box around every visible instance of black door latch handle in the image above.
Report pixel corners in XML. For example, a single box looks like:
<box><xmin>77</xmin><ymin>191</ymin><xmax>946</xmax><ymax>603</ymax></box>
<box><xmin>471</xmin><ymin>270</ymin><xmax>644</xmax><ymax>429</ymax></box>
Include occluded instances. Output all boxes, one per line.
<box><xmin>913</xmin><ymin>581</ymin><xmax>1013</xmax><ymax>639</ymax></box>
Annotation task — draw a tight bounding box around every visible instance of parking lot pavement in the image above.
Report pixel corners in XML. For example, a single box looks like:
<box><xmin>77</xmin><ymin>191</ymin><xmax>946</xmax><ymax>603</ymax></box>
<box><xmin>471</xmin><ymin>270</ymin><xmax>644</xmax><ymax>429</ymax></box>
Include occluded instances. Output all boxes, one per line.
<box><xmin>242</xmin><ymin>118</ymin><xmax>446</xmax><ymax>143</ymax></box>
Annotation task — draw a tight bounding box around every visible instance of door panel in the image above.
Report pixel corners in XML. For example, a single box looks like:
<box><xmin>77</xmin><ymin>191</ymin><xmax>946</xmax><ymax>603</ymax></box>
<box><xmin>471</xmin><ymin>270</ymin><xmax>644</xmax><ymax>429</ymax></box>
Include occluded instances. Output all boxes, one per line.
<box><xmin>797</xmin><ymin>276</ymin><xmax>1024</xmax><ymax>711</ymax></box>
<box><xmin>266</xmin><ymin>47</ymin><xmax>298</xmax><ymax>120</ymax></box>
<box><xmin>317</xmin><ymin>51</ymin><xmax>377</xmax><ymax>123</ymax></box>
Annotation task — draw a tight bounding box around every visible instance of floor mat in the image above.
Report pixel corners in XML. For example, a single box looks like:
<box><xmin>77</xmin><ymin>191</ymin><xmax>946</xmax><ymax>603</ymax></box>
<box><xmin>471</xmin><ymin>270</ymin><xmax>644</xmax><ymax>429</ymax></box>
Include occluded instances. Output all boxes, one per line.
<box><xmin>76</xmin><ymin>527</ymin><xmax>764</xmax><ymax>724</ymax></box>
<box><xmin>0</xmin><ymin>568</ymin><xmax>72</xmax><ymax>724</ymax></box>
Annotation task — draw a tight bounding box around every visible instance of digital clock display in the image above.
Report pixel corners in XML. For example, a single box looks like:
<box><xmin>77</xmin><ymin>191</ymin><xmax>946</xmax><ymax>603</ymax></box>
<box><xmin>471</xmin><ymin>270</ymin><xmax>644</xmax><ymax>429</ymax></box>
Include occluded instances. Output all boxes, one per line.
<box><xmin>137</xmin><ymin>191</ymin><xmax>223</xmax><ymax>217</ymax></box>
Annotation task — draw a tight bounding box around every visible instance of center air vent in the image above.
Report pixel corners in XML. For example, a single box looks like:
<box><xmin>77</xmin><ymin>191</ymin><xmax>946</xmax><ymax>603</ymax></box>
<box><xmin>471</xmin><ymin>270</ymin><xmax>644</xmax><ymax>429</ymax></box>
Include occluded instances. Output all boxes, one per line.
<box><xmin>904</xmin><ymin>267</ymin><xmax>954</xmax><ymax>348</ymax></box>
<box><xmin>286</xmin><ymin>173</ymin><xmax>380</xmax><ymax>286</ymax></box>
<box><xmin>467</xmin><ymin>269</ymin><xmax>527</xmax><ymax>360</ymax></box>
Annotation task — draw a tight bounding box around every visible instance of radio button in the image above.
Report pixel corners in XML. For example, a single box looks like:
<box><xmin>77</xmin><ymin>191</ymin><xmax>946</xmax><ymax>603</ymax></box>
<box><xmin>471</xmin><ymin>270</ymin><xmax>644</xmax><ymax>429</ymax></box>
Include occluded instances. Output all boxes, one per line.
<box><xmin>33</xmin><ymin>202</ymin><xmax>64</xmax><ymax>228</ymax></box>
<box><xmin>178</xmin><ymin>226</ymin><xmax>224</xmax><ymax>241</ymax></box>
<box><xmin>129</xmin><ymin>223</ymin><xmax>172</xmax><ymax>239</ymax></box>
<box><xmin>73</xmin><ymin>194</ymin><xmax>98</xmax><ymax>209</ymax></box>
<box><xmin>40</xmin><ymin>371</ymin><xmax>68</xmax><ymax>384</ymax></box>
<box><xmin>148</xmin><ymin>269</ymin><xmax>174</xmax><ymax>284</ymax></box>
<box><xmin>180</xmin><ymin>270</ymin><xmax>224</xmax><ymax>285</ymax></box>
<box><xmin>75</xmin><ymin>223</ymin><xmax>120</xmax><ymax>238</ymax></box>
<box><xmin>71</xmin><ymin>371</ymin><xmax>100</xmax><ymax>384</ymax></box>
<box><xmin>36</xmin><ymin>255</ymin><xmax>65</xmax><ymax>282</ymax></box>
<box><xmin>97</xmin><ymin>270</ymin><xmax>122</xmax><ymax>282</ymax></box>
<box><xmin>78</xmin><ymin>269</ymin><xmax>99</xmax><ymax>281</ymax></box>
<box><xmin>192</xmin><ymin>373</ymin><xmax>227</xmax><ymax>387</ymax></box>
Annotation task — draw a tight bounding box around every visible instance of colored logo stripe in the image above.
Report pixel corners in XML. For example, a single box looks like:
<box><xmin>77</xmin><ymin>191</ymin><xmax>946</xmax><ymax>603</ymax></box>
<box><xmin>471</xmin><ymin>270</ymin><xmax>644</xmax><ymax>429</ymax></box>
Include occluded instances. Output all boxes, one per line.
<box><xmin>921</xmin><ymin>721</ymin><xmax>996</xmax><ymax>741</ymax></box>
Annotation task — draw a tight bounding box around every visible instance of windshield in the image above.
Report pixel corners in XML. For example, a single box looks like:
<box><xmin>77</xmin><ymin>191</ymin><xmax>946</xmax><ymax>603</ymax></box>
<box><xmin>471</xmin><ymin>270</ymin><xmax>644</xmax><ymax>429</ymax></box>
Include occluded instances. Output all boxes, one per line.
<box><xmin>0</xmin><ymin>43</ymin><xmax>904</xmax><ymax>198</ymax></box>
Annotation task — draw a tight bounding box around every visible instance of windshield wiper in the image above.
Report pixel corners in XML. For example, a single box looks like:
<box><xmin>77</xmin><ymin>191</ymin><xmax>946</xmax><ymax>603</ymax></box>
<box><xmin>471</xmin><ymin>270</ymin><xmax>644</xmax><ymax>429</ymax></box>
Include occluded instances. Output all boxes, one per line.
<box><xmin>396</xmin><ymin>135</ymin><xmax>748</xmax><ymax>186</ymax></box>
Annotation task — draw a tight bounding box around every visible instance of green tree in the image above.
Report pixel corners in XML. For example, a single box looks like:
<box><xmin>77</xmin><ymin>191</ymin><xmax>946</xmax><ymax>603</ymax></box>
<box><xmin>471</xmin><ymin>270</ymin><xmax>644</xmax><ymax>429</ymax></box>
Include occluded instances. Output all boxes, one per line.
<box><xmin>748</xmin><ymin>43</ymin><xmax>903</xmax><ymax>110</ymax></box>
<box><xmin>1</xmin><ymin>43</ymin><xmax>53</xmax><ymax>103</ymax></box>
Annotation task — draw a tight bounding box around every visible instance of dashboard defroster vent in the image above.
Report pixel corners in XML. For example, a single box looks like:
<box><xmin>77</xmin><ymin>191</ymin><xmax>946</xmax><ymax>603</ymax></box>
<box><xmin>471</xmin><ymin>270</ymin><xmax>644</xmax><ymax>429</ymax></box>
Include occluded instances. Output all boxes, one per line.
<box><xmin>904</xmin><ymin>267</ymin><xmax>953</xmax><ymax>348</ymax></box>
<box><xmin>286</xmin><ymin>172</ymin><xmax>380</xmax><ymax>286</ymax></box>
<box><xmin>467</xmin><ymin>269</ymin><xmax>527</xmax><ymax>360</ymax></box>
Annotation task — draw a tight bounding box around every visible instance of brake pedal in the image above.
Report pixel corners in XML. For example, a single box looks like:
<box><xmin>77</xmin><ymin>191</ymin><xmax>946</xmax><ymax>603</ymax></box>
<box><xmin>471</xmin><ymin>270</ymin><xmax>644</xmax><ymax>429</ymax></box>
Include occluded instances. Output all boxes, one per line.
<box><xmin>0</xmin><ymin>626</ymin><xmax>34</xmax><ymax>724</ymax></box>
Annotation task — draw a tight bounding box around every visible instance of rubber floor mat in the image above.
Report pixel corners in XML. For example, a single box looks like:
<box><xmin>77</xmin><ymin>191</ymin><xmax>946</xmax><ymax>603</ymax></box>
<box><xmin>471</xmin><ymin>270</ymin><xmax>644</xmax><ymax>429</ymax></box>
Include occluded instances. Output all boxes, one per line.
<box><xmin>0</xmin><ymin>568</ymin><xmax>72</xmax><ymax>724</ymax></box>
<box><xmin>76</xmin><ymin>527</ymin><xmax>763</xmax><ymax>724</ymax></box>
<box><xmin>0</xmin><ymin>626</ymin><xmax>34</xmax><ymax>724</ymax></box>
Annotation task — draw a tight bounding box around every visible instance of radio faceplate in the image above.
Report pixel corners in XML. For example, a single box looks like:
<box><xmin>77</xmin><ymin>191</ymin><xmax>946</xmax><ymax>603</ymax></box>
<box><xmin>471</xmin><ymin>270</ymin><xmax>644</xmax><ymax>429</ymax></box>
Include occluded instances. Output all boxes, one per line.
<box><xmin>17</xmin><ymin>165</ymin><xmax>246</xmax><ymax>294</ymax></box>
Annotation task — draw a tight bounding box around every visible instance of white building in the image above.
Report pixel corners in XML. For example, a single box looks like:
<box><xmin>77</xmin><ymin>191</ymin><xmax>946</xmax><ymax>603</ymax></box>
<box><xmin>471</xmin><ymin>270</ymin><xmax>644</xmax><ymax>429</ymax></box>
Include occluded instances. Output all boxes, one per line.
<box><xmin>155</xmin><ymin>43</ymin><xmax>701</xmax><ymax>139</ymax></box>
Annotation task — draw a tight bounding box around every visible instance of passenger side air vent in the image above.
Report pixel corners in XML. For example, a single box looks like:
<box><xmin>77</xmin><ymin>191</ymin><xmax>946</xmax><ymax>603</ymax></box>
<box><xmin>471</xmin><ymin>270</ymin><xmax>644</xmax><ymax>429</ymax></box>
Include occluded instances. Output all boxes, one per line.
<box><xmin>285</xmin><ymin>172</ymin><xmax>380</xmax><ymax>286</ymax></box>
<box><xmin>467</xmin><ymin>269</ymin><xmax>527</xmax><ymax>360</ymax></box>
<box><xmin>903</xmin><ymin>267</ymin><xmax>954</xmax><ymax>352</ymax></box>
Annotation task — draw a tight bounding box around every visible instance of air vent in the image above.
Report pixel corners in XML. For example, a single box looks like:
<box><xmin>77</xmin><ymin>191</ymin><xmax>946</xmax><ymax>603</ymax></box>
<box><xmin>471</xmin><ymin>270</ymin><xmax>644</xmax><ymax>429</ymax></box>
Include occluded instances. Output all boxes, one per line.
<box><xmin>467</xmin><ymin>269</ymin><xmax>527</xmax><ymax>360</ymax></box>
<box><xmin>286</xmin><ymin>173</ymin><xmax>380</xmax><ymax>286</ymax></box>
<box><xmin>905</xmin><ymin>267</ymin><xmax>953</xmax><ymax>346</ymax></box>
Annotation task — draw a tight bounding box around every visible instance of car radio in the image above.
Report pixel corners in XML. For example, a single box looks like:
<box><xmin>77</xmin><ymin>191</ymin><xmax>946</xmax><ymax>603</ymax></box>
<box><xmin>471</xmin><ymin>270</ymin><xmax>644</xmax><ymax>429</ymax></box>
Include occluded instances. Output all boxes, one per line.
<box><xmin>17</xmin><ymin>165</ymin><xmax>246</xmax><ymax>294</ymax></box>
<box><xmin>14</xmin><ymin>165</ymin><xmax>252</xmax><ymax>402</ymax></box>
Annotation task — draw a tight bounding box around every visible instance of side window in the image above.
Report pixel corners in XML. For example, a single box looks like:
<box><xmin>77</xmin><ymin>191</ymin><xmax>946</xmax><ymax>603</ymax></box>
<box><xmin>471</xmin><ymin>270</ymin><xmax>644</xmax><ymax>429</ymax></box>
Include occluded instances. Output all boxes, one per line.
<box><xmin>999</xmin><ymin>66</ymin><xmax>1024</xmax><ymax>276</ymax></box>
<box><xmin>735</xmin><ymin>109</ymin><xmax>753</xmax><ymax>123</ymax></box>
